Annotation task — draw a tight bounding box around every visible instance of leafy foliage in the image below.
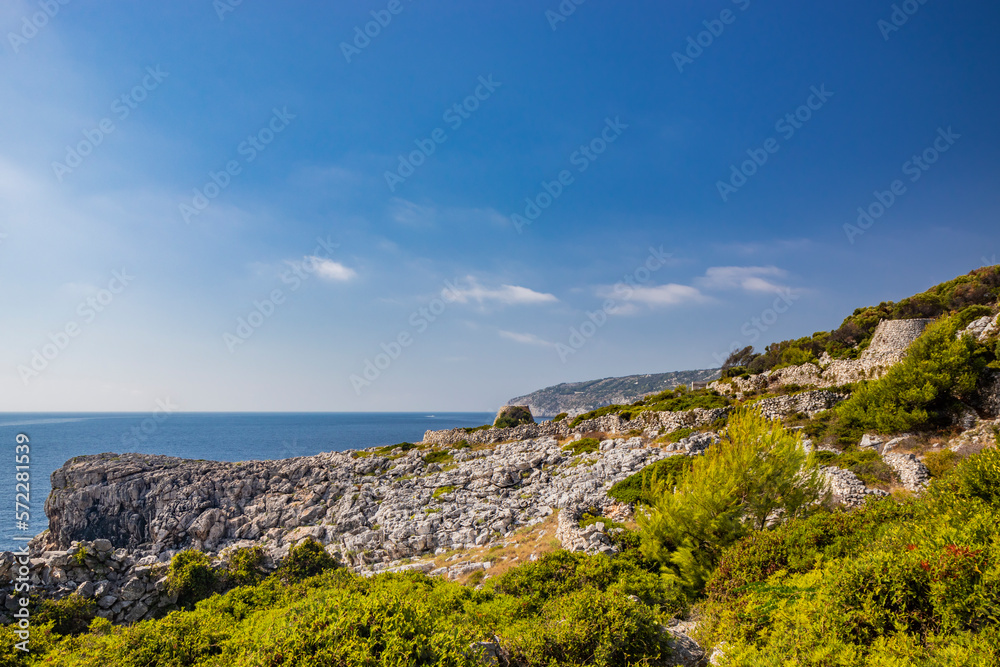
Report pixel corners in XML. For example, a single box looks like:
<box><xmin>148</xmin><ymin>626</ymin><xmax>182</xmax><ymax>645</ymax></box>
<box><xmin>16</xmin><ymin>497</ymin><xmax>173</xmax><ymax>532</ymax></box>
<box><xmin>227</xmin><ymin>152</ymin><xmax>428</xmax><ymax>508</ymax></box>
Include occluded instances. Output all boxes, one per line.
<box><xmin>167</xmin><ymin>550</ymin><xmax>218</xmax><ymax>610</ymax></box>
<box><xmin>836</xmin><ymin>316</ymin><xmax>988</xmax><ymax>434</ymax></box>
<box><xmin>24</xmin><ymin>551</ymin><xmax>680</xmax><ymax>666</ymax></box>
<box><xmin>224</xmin><ymin>546</ymin><xmax>267</xmax><ymax>588</ymax></box>
<box><xmin>638</xmin><ymin>410</ymin><xmax>825</xmax><ymax>594</ymax></box>
<box><xmin>278</xmin><ymin>538</ymin><xmax>339</xmax><ymax>583</ymax></box>
<box><xmin>607</xmin><ymin>455</ymin><xmax>693</xmax><ymax>505</ymax></box>
<box><xmin>697</xmin><ymin>446</ymin><xmax>1000</xmax><ymax>665</ymax></box>
<box><xmin>561</xmin><ymin>437</ymin><xmax>601</xmax><ymax>456</ymax></box>
<box><xmin>741</xmin><ymin>266</ymin><xmax>1000</xmax><ymax>375</ymax></box>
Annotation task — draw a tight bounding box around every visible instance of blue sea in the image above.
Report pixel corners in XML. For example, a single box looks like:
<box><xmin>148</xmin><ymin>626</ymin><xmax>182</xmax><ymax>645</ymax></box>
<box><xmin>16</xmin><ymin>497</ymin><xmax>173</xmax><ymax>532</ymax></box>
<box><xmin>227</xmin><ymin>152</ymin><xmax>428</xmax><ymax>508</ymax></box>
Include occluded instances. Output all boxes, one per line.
<box><xmin>0</xmin><ymin>412</ymin><xmax>494</xmax><ymax>551</ymax></box>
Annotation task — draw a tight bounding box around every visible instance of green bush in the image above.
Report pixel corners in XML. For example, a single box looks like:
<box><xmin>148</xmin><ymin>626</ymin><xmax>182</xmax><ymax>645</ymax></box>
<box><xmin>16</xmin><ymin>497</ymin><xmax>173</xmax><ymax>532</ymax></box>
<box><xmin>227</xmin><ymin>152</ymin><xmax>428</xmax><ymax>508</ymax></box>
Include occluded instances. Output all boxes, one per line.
<box><xmin>607</xmin><ymin>455</ymin><xmax>693</xmax><ymax>505</ymax></box>
<box><xmin>423</xmin><ymin>450</ymin><xmax>454</xmax><ymax>465</ymax></box>
<box><xmin>279</xmin><ymin>539</ymin><xmax>339</xmax><ymax>583</ymax></box>
<box><xmin>36</xmin><ymin>595</ymin><xmax>97</xmax><ymax>635</ymax></box>
<box><xmin>639</xmin><ymin>410</ymin><xmax>825</xmax><ymax>594</ymax></box>
<box><xmin>167</xmin><ymin>550</ymin><xmax>218</xmax><ymax>610</ymax></box>
<box><xmin>225</xmin><ymin>546</ymin><xmax>267</xmax><ymax>587</ymax></box>
<box><xmin>697</xmin><ymin>445</ymin><xmax>1000</xmax><ymax>665</ymax></box>
<box><xmin>551</xmin><ymin>412</ymin><xmax>568</xmax><ymax>422</ymax></box>
<box><xmin>836</xmin><ymin>316</ymin><xmax>989</xmax><ymax>434</ymax></box>
<box><xmin>28</xmin><ymin>552</ymin><xmax>682</xmax><ymax>666</ymax></box>
<box><xmin>562</xmin><ymin>437</ymin><xmax>601</xmax><ymax>456</ymax></box>
<box><xmin>923</xmin><ymin>449</ymin><xmax>960</xmax><ymax>478</ymax></box>
<box><xmin>952</xmin><ymin>445</ymin><xmax>1000</xmax><ymax>505</ymax></box>
<box><xmin>499</xmin><ymin>588</ymin><xmax>671</xmax><ymax>667</ymax></box>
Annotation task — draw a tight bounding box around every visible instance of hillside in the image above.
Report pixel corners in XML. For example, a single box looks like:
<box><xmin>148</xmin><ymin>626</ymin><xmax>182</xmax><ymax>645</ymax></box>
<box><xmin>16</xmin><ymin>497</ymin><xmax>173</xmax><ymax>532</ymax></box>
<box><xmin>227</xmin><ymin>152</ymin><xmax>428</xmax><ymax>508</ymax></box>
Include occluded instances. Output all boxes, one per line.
<box><xmin>508</xmin><ymin>368</ymin><xmax>721</xmax><ymax>417</ymax></box>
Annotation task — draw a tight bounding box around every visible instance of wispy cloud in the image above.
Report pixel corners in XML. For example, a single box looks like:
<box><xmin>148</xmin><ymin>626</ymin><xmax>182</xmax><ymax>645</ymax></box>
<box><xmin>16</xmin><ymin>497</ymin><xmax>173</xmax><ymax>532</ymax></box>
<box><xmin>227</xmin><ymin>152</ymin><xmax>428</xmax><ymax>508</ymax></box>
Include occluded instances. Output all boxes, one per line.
<box><xmin>308</xmin><ymin>257</ymin><xmax>357</xmax><ymax>282</ymax></box>
<box><xmin>499</xmin><ymin>330</ymin><xmax>555</xmax><ymax>347</ymax></box>
<box><xmin>696</xmin><ymin>266</ymin><xmax>789</xmax><ymax>293</ymax></box>
<box><xmin>388</xmin><ymin>197</ymin><xmax>508</xmax><ymax>229</ymax></box>
<box><xmin>451</xmin><ymin>277</ymin><xmax>557</xmax><ymax>306</ymax></box>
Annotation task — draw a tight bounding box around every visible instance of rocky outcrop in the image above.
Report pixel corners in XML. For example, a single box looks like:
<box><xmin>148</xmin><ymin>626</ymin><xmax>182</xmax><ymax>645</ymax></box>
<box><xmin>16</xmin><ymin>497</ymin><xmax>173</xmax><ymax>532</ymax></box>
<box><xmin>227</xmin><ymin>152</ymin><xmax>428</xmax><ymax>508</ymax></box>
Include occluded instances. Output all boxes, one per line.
<box><xmin>35</xmin><ymin>437</ymin><xmax>680</xmax><ymax>567</ymax></box>
<box><xmin>961</xmin><ymin>314</ymin><xmax>1000</xmax><ymax>342</ymax></box>
<box><xmin>0</xmin><ymin>539</ymin><xmax>179</xmax><ymax>625</ymax></box>
<box><xmin>554</xmin><ymin>509</ymin><xmax>617</xmax><ymax>556</ymax></box>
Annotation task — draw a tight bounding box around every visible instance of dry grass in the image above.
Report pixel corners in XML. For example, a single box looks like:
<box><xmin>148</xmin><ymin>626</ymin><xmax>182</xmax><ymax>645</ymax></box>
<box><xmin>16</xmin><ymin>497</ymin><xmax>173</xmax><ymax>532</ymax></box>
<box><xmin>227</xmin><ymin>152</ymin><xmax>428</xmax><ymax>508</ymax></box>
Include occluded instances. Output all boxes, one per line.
<box><xmin>409</xmin><ymin>513</ymin><xmax>562</xmax><ymax>585</ymax></box>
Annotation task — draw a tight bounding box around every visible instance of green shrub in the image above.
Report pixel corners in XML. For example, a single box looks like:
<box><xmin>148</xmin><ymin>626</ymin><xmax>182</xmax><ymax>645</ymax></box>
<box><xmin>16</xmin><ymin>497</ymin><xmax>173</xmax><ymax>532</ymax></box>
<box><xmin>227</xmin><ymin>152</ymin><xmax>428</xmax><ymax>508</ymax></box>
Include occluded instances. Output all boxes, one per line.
<box><xmin>836</xmin><ymin>316</ymin><xmax>989</xmax><ymax>434</ymax></box>
<box><xmin>551</xmin><ymin>412</ymin><xmax>568</xmax><ymax>422</ymax></box>
<box><xmin>226</xmin><ymin>546</ymin><xmax>267</xmax><ymax>587</ymax></box>
<box><xmin>71</xmin><ymin>547</ymin><xmax>89</xmax><ymax>567</ymax></box>
<box><xmin>953</xmin><ymin>445</ymin><xmax>1000</xmax><ymax>505</ymax></box>
<box><xmin>494</xmin><ymin>406</ymin><xmax>534</xmax><ymax>429</ymax></box>
<box><xmin>923</xmin><ymin>449</ymin><xmax>960</xmax><ymax>478</ymax></box>
<box><xmin>423</xmin><ymin>450</ymin><xmax>454</xmax><ymax>465</ymax></box>
<box><xmin>638</xmin><ymin>409</ymin><xmax>825</xmax><ymax>595</ymax></box>
<box><xmin>607</xmin><ymin>455</ymin><xmax>693</xmax><ymax>505</ymax></box>
<box><xmin>279</xmin><ymin>539</ymin><xmax>339</xmax><ymax>583</ymax></box>
<box><xmin>562</xmin><ymin>437</ymin><xmax>601</xmax><ymax>456</ymax></box>
<box><xmin>499</xmin><ymin>589</ymin><xmax>671</xmax><ymax>667</ymax></box>
<box><xmin>167</xmin><ymin>550</ymin><xmax>218</xmax><ymax>610</ymax></box>
<box><xmin>36</xmin><ymin>595</ymin><xmax>97</xmax><ymax>635</ymax></box>
<box><xmin>432</xmin><ymin>485</ymin><xmax>456</xmax><ymax>499</ymax></box>
<box><xmin>698</xmin><ymin>445</ymin><xmax>1000</xmax><ymax>665</ymax></box>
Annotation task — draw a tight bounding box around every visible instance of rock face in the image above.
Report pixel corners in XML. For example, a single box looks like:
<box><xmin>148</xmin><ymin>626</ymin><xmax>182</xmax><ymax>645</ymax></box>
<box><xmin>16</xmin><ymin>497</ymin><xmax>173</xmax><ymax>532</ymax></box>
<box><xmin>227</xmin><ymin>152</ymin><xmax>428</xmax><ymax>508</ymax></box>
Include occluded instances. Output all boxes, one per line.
<box><xmin>493</xmin><ymin>405</ymin><xmax>534</xmax><ymax>428</ymax></box>
<box><xmin>36</xmin><ymin>437</ymin><xmax>678</xmax><ymax>566</ymax></box>
<box><xmin>961</xmin><ymin>314</ymin><xmax>1000</xmax><ymax>342</ymax></box>
<box><xmin>0</xmin><ymin>539</ymin><xmax>178</xmax><ymax>625</ymax></box>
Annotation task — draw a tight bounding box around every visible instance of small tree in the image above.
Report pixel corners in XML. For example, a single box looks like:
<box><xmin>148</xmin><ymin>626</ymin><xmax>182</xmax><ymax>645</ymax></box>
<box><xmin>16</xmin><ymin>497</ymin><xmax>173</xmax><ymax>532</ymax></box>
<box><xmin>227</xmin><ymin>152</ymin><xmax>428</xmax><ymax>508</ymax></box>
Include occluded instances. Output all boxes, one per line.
<box><xmin>279</xmin><ymin>539</ymin><xmax>339</xmax><ymax>583</ymax></box>
<box><xmin>167</xmin><ymin>550</ymin><xmax>217</xmax><ymax>609</ymax></box>
<box><xmin>638</xmin><ymin>409</ymin><xmax>825</xmax><ymax>595</ymax></box>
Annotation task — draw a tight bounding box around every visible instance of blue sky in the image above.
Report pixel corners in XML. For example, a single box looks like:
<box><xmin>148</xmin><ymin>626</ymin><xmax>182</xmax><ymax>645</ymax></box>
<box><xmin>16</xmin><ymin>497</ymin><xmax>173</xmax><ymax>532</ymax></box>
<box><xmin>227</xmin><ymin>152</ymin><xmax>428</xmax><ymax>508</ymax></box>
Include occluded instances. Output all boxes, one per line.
<box><xmin>2</xmin><ymin>0</ymin><xmax>999</xmax><ymax>412</ymax></box>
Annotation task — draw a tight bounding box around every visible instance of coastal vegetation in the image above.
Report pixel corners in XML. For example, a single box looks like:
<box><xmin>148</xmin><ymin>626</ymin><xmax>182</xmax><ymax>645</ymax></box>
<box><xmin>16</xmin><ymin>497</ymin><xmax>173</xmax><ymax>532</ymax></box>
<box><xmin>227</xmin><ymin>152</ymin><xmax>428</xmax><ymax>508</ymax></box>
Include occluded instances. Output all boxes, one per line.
<box><xmin>4</xmin><ymin>410</ymin><xmax>999</xmax><ymax>666</ymax></box>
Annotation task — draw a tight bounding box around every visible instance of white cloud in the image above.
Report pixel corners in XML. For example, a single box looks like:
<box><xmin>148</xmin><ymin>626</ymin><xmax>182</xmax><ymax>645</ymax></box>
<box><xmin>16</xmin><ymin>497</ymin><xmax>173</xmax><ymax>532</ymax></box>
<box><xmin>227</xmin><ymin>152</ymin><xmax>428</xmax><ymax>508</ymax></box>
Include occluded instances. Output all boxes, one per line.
<box><xmin>450</xmin><ymin>277</ymin><xmax>557</xmax><ymax>306</ymax></box>
<box><xmin>306</xmin><ymin>256</ymin><xmax>357</xmax><ymax>282</ymax></box>
<box><xmin>596</xmin><ymin>283</ymin><xmax>706</xmax><ymax>308</ymax></box>
<box><xmin>499</xmin><ymin>330</ymin><xmax>555</xmax><ymax>347</ymax></box>
<box><xmin>697</xmin><ymin>266</ymin><xmax>789</xmax><ymax>293</ymax></box>
<box><xmin>627</xmin><ymin>283</ymin><xmax>707</xmax><ymax>306</ymax></box>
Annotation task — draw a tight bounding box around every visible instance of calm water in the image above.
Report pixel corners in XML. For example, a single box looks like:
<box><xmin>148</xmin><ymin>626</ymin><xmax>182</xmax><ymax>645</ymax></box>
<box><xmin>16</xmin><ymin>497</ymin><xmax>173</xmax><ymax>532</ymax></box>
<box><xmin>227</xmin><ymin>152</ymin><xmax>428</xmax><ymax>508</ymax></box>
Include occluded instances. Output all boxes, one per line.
<box><xmin>0</xmin><ymin>412</ymin><xmax>494</xmax><ymax>551</ymax></box>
